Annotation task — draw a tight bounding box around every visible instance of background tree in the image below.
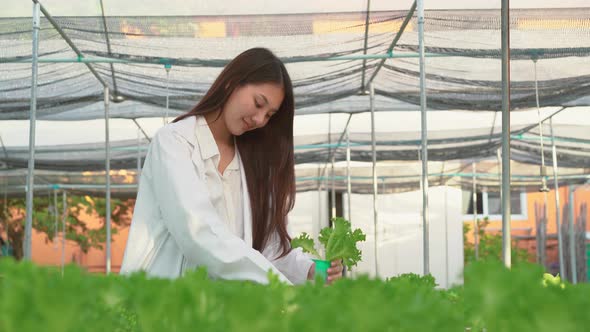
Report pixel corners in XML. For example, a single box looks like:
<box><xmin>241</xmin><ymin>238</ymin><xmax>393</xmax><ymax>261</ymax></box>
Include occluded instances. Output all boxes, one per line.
<box><xmin>464</xmin><ymin>217</ymin><xmax>530</xmax><ymax>266</ymax></box>
<box><xmin>0</xmin><ymin>193</ymin><xmax>133</xmax><ymax>260</ymax></box>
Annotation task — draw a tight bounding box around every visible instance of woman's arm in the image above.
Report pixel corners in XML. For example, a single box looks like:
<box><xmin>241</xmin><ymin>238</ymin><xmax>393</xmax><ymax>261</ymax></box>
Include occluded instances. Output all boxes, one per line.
<box><xmin>148</xmin><ymin>127</ymin><xmax>291</xmax><ymax>284</ymax></box>
<box><xmin>262</xmin><ymin>231</ymin><xmax>314</xmax><ymax>284</ymax></box>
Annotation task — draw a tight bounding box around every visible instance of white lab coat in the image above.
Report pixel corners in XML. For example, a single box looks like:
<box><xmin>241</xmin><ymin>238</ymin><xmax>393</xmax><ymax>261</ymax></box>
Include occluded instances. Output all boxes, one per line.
<box><xmin>119</xmin><ymin>116</ymin><xmax>313</xmax><ymax>285</ymax></box>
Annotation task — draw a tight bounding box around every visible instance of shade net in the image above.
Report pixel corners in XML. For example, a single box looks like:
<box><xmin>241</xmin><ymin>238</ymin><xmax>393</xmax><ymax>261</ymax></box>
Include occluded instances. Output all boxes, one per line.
<box><xmin>0</xmin><ymin>1</ymin><xmax>589</xmax><ymax>195</ymax></box>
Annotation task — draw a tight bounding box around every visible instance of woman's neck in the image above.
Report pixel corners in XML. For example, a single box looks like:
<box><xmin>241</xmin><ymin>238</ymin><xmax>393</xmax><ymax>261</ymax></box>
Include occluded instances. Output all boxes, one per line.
<box><xmin>204</xmin><ymin>110</ymin><xmax>234</xmax><ymax>147</ymax></box>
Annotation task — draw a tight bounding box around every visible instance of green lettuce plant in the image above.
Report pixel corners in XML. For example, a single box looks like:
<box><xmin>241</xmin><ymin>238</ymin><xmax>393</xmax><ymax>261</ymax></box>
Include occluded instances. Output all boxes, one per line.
<box><xmin>291</xmin><ymin>217</ymin><xmax>366</xmax><ymax>269</ymax></box>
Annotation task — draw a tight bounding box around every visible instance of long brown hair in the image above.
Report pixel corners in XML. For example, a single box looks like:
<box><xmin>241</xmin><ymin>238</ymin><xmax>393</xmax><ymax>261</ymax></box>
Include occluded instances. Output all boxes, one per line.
<box><xmin>174</xmin><ymin>48</ymin><xmax>295</xmax><ymax>258</ymax></box>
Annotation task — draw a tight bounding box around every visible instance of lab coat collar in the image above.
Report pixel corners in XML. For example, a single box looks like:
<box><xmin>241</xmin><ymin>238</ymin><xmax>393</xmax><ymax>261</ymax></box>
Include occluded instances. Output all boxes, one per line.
<box><xmin>194</xmin><ymin>115</ymin><xmax>219</xmax><ymax>161</ymax></box>
<box><xmin>170</xmin><ymin>115</ymin><xmax>253</xmax><ymax>247</ymax></box>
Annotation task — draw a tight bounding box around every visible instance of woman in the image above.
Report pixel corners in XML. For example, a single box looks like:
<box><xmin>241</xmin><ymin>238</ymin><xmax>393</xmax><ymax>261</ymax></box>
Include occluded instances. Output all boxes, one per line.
<box><xmin>120</xmin><ymin>48</ymin><xmax>343</xmax><ymax>285</ymax></box>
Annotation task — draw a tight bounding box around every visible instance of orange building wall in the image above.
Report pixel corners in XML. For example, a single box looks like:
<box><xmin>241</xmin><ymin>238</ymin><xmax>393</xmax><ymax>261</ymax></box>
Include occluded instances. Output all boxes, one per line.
<box><xmin>463</xmin><ymin>185</ymin><xmax>590</xmax><ymax>264</ymax></box>
<box><xmin>26</xmin><ymin>186</ymin><xmax>590</xmax><ymax>274</ymax></box>
<box><xmin>30</xmin><ymin>204</ymin><xmax>132</xmax><ymax>274</ymax></box>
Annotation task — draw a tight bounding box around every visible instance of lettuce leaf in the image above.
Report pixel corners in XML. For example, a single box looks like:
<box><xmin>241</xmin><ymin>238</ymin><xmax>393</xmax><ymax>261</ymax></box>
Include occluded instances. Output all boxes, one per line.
<box><xmin>318</xmin><ymin>217</ymin><xmax>366</xmax><ymax>269</ymax></box>
<box><xmin>291</xmin><ymin>232</ymin><xmax>320</xmax><ymax>258</ymax></box>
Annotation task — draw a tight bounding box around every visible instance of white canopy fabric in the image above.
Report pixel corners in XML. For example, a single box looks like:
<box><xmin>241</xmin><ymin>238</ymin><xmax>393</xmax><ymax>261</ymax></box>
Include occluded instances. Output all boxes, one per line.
<box><xmin>0</xmin><ymin>0</ymin><xmax>589</xmax><ymax>195</ymax></box>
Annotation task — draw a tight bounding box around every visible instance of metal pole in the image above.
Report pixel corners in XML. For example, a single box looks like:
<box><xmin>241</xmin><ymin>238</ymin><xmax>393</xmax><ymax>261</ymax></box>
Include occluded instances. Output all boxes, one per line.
<box><xmin>331</xmin><ymin>154</ymin><xmax>336</xmax><ymax>219</ymax></box>
<box><xmin>497</xmin><ymin>149</ymin><xmax>502</xmax><ymax>199</ymax></box>
<box><xmin>542</xmin><ymin>190</ymin><xmax>549</xmax><ymax>269</ymax></box>
<box><xmin>534</xmin><ymin>60</ymin><xmax>549</xmax><ymax>193</ymax></box>
<box><xmin>61</xmin><ymin>190</ymin><xmax>67</xmax><ymax>276</ymax></box>
<box><xmin>315</xmin><ymin>166</ymin><xmax>322</xmax><ymax>243</ymax></box>
<box><xmin>2</xmin><ymin>171</ymin><xmax>6</xmax><ymax>243</ymax></box>
<box><xmin>104</xmin><ymin>87</ymin><xmax>112</xmax><ymax>275</ymax></box>
<box><xmin>501</xmin><ymin>0</ymin><xmax>512</xmax><ymax>268</ymax></box>
<box><xmin>53</xmin><ymin>188</ymin><xmax>58</xmax><ymax>249</ymax></box>
<box><xmin>99</xmin><ymin>0</ymin><xmax>118</xmax><ymax>96</ymax></box>
<box><xmin>367</xmin><ymin>0</ymin><xmax>417</xmax><ymax>86</ymax></box>
<box><xmin>550</xmin><ymin>117</ymin><xmax>565</xmax><ymax>279</ymax></box>
<box><xmin>534</xmin><ymin>58</ymin><xmax>553</xmax><ymax>273</ymax></box>
<box><xmin>472</xmin><ymin>162</ymin><xmax>479</xmax><ymax>260</ymax></box>
<box><xmin>5</xmin><ymin>52</ymin><xmax>452</xmax><ymax>65</ymax></box>
<box><xmin>568</xmin><ymin>186</ymin><xmax>577</xmax><ymax>284</ymax></box>
<box><xmin>444</xmin><ymin>186</ymin><xmax>449</xmax><ymax>288</ymax></box>
<box><xmin>132</xmin><ymin>119</ymin><xmax>152</xmax><ymax>143</ymax></box>
<box><xmin>164</xmin><ymin>64</ymin><xmax>171</xmax><ymax>124</ymax></box>
<box><xmin>328</xmin><ymin>114</ymin><xmax>335</xmax><ymax>220</ymax></box>
<box><xmin>360</xmin><ymin>0</ymin><xmax>371</xmax><ymax>91</ymax></box>
<box><xmin>370</xmin><ymin>83</ymin><xmax>379</xmax><ymax>277</ymax></box>
<box><xmin>417</xmin><ymin>0</ymin><xmax>429</xmax><ymax>275</ymax></box>
<box><xmin>137</xmin><ymin>128</ymin><xmax>141</xmax><ymax>181</ymax></box>
<box><xmin>346</xmin><ymin>126</ymin><xmax>352</xmax><ymax>222</ymax></box>
<box><xmin>9</xmin><ymin>48</ymin><xmax>590</xmax><ymax>65</ymax></box>
<box><xmin>345</xmin><ymin>125</ymin><xmax>352</xmax><ymax>278</ymax></box>
<box><xmin>24</xmin><ymin>2</ymin><xmax>41</xmax><ymax>261</ymax></box>
<box><xmin>317</xmin><ymin>114</ymin><xmax>353</xmax><ymax>197</ymax></box>
<box><xmin>33</xmin><ymin>0</ymin><xmax>109</xmax><ymax>88</ymax></box>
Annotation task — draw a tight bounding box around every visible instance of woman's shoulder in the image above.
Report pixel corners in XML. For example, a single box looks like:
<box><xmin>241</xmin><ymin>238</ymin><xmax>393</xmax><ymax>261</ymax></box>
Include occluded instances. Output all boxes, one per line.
<box><xmin>153</xmin><ymin>116</ymin><xmax>198</xmax><ymax>147</ymax></box>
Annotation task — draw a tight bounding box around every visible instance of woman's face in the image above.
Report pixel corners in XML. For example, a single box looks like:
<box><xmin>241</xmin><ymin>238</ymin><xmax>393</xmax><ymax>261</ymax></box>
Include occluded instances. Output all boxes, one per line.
<box><xmin>222</xmin><ymin>82</ymin><xmax>285</xmax><ymax>136</ymax></box>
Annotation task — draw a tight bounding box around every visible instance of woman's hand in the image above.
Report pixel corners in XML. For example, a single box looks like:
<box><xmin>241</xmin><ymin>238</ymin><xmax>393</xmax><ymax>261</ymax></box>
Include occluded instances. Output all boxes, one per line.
<box><xmin>307</xmin><ymin>260</ymin><xmax>344</xmax><ymax>284</ymax></box>
<box><xmin>327</xmin><ymin>260</ymin><xmax>344</xmax><ymax>284</ymax></box>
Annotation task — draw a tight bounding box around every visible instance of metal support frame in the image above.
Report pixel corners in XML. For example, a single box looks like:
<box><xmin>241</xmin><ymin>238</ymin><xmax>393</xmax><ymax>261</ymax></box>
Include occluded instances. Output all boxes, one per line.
<box><xmin>472</xmin><ymin>161</ymin><xmax>479</xmax><ymax>260</ymax></box>
<box><xmin>164</xmin><ymin>64</ymin><xmax>172</xmax><ymax>124</ymax></box>
<box><xmin>417</xmin><ymin>0</ymin><xmax>429</xmax><ymax>276</ymax></box>
<box><xmin>501</xmin><ymin>0</ymin><xmax>512</xmax><ymax>268</ymax></box>
<box><xmin>104</xmin><ymin>87</ymin><xmax>112</xmax><ymax>275</ymax></box>
<box><xmin>132</xmin><ymin>119</ymin><xmax>152</xmax><ymax>142</ymax></box>
<box><xmin>8</xmin><ymin>51</ymin><xmax>452</xmax><ymax>65</ymax></box>
<box><xmin>61</xmin><ymin>190</ymin><xmax>67</xmax><ymax>276</ymax></box>
<box><xmin>331</xmin><ymin>154</ymin><xmax>336</xmax><ymax>219</ymax></box>
<box><xmin>360</xmin><ymin>0</ymin><xmax>372</xmax><ymax>91</ymax></box>
<box><xmin>328</xmin><ymin>113</ymin><xmax>336</xmax><ymax>219</ymax></box>
<box><xmin>346</xmin><ymin>126</ymin><xmax>352</xmax><ymax>223</ymax></box>
<box><xmin>24</xmin><ymin>1</ymin><xmax>41</xmax><ymax>261</ymax></box>
<box><xmin>444</xmin><ymin>185</ymin><xmax>450</xmax><ymax>287</ymax></box>
<box><xmin>28</xmin><ymin>0</ymin><xmax>113</xmax><ymax>269</ymax></box>
<box><xmin>53</xmin><ymin>188</ymin><xmax>58</xmax><ymax>249</ymax></box>
<box><xmin>137</xmin><ymin>128</ymin><xmax>142</xmax><ymax>179</ymax></box>
<box><xmin>568</xmin><ymin>186</ymin><xmax>577</xmax><ymax>284</ymax></box>
<box><xmin>32</xmin><ymin>1</ymin><xmax>109</xmax><ymax>88</ymax></box>
<box><xmin>369</xmin><ymin>83</ymin><xmax>379</xmax><ymax>276</ymax></box>
<box><xmin>533</xmin><ymin>57</ymin><xmax>566</xmax><ymax>275</ymax></box>
<box><xmin>99</xmin><ymin>0</ymin><xmax>118</xmax><ymax>96</ymax></box>
<box><xmin>366</xmin><ymin>0</ymin><xmax>417</xmax><ymax>86</ymax></box>
<box><xmin>8</xmin><ymin>47</ymin><xmax>590</xmax><ymax>65</ymax></box>
<box><xmin>318</xmin><ymin>114</ymin><xmax>353</xmax><ymax>197</ymax></box>
<box><xmin>549</xmin><ymin>117</ymin><xmax>565</xmax><ymax>278</ymax></box>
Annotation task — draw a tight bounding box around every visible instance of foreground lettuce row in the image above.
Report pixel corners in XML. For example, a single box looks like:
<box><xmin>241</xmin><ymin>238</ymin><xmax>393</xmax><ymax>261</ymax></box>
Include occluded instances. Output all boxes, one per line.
<box><xmin>0</xmin><ymin>259</ymin><xmax>588</xmax><ymax>332</ymax></box>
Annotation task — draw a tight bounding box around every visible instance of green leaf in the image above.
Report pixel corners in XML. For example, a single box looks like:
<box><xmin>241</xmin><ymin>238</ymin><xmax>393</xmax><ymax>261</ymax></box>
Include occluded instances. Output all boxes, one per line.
<box><xmin>319</xmin><ymin>217</ymin><xmax>366</xmax><ymax>269</ymax></box>
<box><xmin>290</xmin><ymin>233</ymin><xmax>320</xmax><ymax>258</ymax></box>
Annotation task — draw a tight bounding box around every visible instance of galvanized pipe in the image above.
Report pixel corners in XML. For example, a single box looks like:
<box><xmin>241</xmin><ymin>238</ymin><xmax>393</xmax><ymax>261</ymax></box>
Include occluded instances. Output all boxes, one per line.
<box><xmin>501</xmin><ymin>0</ymin><xmax>512</xmax><ymax>268</ymax></box>
<box><xmin>370</xmin><ymin>83</ymin><xmax>379</xmax><ymax>276</ymax></box>
<box><xmin>24</xmin><ymin>1</ymin><xmax>41</xmax><ymax>261</ymax></box>
<box><xmin>417</xmin><ymin>0</ymin><xmax>430</xmax><ymax>275</ymax></box>
<box><xmin>549</xmin><ymin>117</ymin><xmax>565</xmax><ymax>278</ymax></box>
<box><xmin>104</xmin><ymin>87</ymin><xmax>112</xmax><ymax>275</ymax></box>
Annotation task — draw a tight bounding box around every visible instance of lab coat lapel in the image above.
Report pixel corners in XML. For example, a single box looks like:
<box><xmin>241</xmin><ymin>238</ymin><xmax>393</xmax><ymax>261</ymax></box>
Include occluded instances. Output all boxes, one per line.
<box><xmin>170</xmin><ymin>116</ymin><xmax>207</xmax><ymax>181</ymax></box>
<box><xmin>238</xmin><ymin>152</ymin><xmax>253</xmax><ymax>248</ymax></box>
<box><xmin>172</xmin><ymin>115</ymin><xmax>251</xmax><ymax>246</ymax></box>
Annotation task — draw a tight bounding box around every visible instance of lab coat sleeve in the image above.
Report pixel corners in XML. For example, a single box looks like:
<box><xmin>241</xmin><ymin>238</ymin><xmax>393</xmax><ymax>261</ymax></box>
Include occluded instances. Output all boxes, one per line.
<box><xmin>148</xmin><ymin>128</ymin><xmax>291</xmax><ymax>284</ymax></box>
<box><xmin>262</xmin><ymin>229</ymin><xmax>314</xmax><ymax>285</ymax></box>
